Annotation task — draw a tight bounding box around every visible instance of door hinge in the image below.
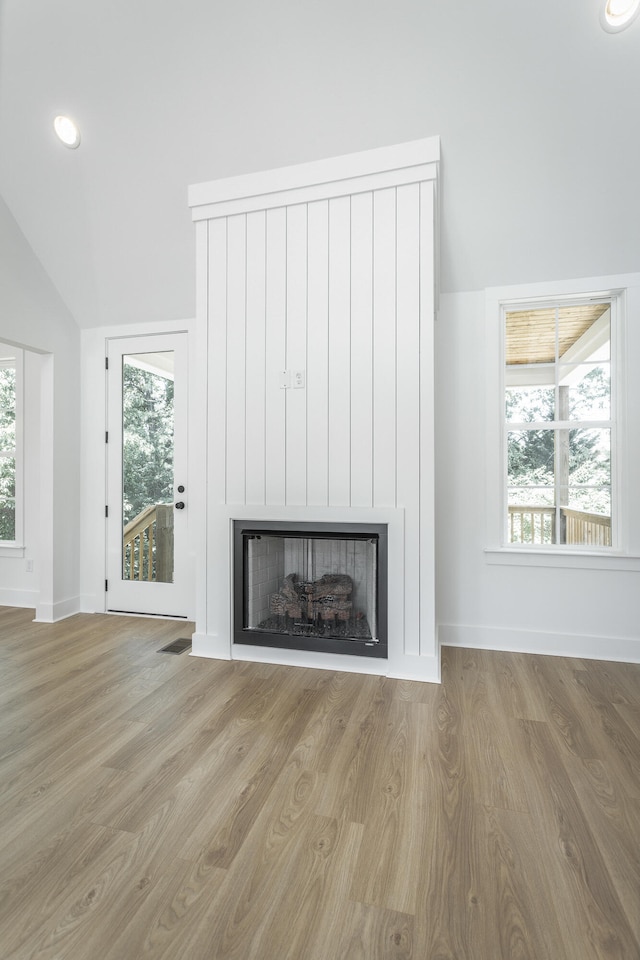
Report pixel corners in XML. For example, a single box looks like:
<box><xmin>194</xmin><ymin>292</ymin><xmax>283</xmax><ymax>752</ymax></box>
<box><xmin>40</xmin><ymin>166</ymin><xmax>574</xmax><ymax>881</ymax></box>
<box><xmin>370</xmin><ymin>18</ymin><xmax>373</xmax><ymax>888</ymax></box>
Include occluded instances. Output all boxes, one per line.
<box><xmin>105</xmin><ymin>356</ymin><xmax>109</xmax><ymax>370</ymax></box>
<box><xmin>105</xmin><ymin>579</ymin><xmax>108</xmax><ymax>592</ymax></box>
<box><xmin>105</xmin><ymin>505</ymin><xmax>109</xmax><ymax>518</ymax></box>
<box><xmin>105</xmin><ymin>430</ymin><xmax>109</xmax><ymax>443</ymax></box>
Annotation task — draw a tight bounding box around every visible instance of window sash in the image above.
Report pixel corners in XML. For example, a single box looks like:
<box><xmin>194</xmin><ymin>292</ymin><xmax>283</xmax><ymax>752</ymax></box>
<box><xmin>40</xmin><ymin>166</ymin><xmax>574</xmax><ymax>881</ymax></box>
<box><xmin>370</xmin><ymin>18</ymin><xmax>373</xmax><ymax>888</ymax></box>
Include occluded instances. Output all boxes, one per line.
<box><xmin>0</xmin><ymin>349</ymin><xmax>23</xmax><ymax>546</ymax></box>
<box><xmin>501</xmin><ymin>297</ymin><xmax>617</xmax><ymax>550</ymax></box>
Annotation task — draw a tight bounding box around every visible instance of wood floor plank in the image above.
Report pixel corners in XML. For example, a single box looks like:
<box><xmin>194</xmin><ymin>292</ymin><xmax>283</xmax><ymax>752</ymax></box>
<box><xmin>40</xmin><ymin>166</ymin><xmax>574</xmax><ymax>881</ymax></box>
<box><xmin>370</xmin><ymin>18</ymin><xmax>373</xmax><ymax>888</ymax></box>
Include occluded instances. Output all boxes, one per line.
<box><xmin>252</xmin><ymin>814</ymin><xmax>364</xmax><ymax>960</ymax></box>
<box><xmin>2</xmin><ymin>821</ymin><xmax>129</xmax><ymax>959</ymax></box>
<box><xmin>1</xmin><ymin>610</ymin><xmax>640</xmax><ymax>959</ymax></box>
<box><xmin>528</xmin><ymin>654</ymin><xmax>602</xmax><ymax>759</ymax></box>
<box><xmin>456</xmin><ymin>649</ymin><xmax>530</xmax><ymax>812</ymax></box>
<box><xmin>572</xmin><ymin>669</ymin><xmax>640</xmax><ymax>800</ymax></box>
<box><xmin>0</xmin><ymin>717</ymin><xmax>147</xmax><ymax>855</ymax></box>
<box><xmin>284</xmin><ymin>669</ymin><xmax>362</xmax><ymax>774</ymax></box>
<box><xmin>477</xmin><ymin>805</ymin><xmax>570</xmax><ymax>960</ymax></box>
<box><xmin>100</xmin><ymin>856</ymin><xmax>228</xmax><ymax>960</ymax></box>
<box><xmin>313</xmin><ymin>675</ymin><xmax>392</xmax><ymax>824</ymax></box>
<box><xmin>349</xmin><ymin>699</ymin><xmax>430</xmax><ymax>915</ymax></box>
<box><xmin>560</xmin><ymin>752</ymin><xmax>640</xmax><ymax>942</ymax></box>
<box><xmin>185</xmin><ymin>683</ymin><xmax>324</xmax><ymax>870</ymax></box>
<box><xmin>482</xmin><ymin>648</ymin><xmax>550</xmax><ymax>722</ymax></box>
<box><xmin>327</xmin><ymin>901</ymin><xmax>415</xmax><ymax>960</ymax></box>
<box><xmin>182</xmin><ymin>763</ymin><xmax>326</xmax><ymax>959</ymax></box>
<box><xmin>579</xmin><ymin>657</ymin><xmax>640</xmax><ymax>707</ymax></box>
<box><xmin>413</xmin><ymin>649</ymin><xmax>484</xmax><ymax>960</ymax></box>
<box><xmin>516</xmin><ymin>718</ymin><xmax>639</xmax><ymax>959</ymax></box>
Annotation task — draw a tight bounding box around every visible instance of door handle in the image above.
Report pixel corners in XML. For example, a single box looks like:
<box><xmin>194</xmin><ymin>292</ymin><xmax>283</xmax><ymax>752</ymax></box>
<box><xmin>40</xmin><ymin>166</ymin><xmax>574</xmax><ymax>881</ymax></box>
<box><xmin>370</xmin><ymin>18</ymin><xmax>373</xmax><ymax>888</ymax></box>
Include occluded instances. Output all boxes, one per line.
<box><xmin>175</xmin><ymin>501</ymin><xmax>185</xmax><ymax>510</ymax></box>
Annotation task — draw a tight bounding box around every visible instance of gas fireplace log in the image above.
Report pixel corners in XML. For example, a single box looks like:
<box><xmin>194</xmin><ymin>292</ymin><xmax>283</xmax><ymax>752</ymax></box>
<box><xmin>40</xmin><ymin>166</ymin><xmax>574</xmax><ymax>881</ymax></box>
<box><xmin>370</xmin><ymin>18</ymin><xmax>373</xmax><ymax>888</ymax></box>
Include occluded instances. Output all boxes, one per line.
<box><xmin>270</xmin><ymin>572</ymin><xmax>354</xmax><ymax>623</ymax></box>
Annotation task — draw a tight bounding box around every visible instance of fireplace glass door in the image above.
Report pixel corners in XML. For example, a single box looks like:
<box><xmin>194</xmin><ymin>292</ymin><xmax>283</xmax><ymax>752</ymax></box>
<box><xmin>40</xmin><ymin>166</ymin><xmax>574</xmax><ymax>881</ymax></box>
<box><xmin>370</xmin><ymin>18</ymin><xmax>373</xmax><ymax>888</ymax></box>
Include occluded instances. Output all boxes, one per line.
<box><xmin>234</xmin><ymin>522</ymin><xmax>387</xmax><ymax>659</ymax></box>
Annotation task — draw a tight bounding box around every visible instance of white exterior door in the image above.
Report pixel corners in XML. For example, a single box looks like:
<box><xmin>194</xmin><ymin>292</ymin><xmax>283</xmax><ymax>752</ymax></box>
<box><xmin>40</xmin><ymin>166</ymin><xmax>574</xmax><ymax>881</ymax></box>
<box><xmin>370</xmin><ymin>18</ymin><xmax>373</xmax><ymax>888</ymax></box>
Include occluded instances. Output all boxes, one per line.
<box><xmin>106</xmin><ymin>333</ymin><xmax>191</xmax><ymax>618</ymax></box>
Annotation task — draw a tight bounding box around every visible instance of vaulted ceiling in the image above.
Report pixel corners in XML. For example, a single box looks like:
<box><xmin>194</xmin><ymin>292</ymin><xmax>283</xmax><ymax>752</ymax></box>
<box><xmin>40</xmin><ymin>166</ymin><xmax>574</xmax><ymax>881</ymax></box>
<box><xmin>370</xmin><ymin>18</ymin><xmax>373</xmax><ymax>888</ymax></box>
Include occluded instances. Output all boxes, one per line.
<box><xmin>0</xmin><ymin>0</ymin><xmax>639</xmax><ymax>330</ymax></box>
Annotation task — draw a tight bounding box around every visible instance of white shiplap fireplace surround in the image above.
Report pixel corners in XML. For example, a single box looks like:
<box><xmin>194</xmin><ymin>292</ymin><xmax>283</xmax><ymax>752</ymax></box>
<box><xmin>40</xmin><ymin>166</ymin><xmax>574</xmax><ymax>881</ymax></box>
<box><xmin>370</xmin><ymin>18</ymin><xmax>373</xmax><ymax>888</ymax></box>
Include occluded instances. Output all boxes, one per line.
<box><xmin>189</xmin><ymin>137</ymin><xmax>440</xmax><ymax>682</ymax></box>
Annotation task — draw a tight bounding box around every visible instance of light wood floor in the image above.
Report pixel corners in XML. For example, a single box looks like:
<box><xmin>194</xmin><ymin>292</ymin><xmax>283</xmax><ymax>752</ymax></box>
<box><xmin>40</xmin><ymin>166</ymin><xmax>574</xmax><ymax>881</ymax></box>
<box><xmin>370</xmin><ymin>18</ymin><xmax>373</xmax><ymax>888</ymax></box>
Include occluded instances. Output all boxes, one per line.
<box><xmin>0</xmin><ymin>607</ymin><xmax>639</xmax><ymax>960</ymax></box>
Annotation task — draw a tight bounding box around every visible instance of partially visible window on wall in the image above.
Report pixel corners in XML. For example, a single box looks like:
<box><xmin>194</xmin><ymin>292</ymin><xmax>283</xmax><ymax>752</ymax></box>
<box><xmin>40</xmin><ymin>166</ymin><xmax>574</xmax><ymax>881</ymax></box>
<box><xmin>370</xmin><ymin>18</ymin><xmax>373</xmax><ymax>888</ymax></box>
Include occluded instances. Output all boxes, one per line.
<box><xmin>0</xmin><ymin>347</ymin><xmax>21</xmax><ymax>544</ymax></box>
<box><xmin>505</xmin><ymin>300</ymin><xmax>613</xmax><ymax>548</ymax></box>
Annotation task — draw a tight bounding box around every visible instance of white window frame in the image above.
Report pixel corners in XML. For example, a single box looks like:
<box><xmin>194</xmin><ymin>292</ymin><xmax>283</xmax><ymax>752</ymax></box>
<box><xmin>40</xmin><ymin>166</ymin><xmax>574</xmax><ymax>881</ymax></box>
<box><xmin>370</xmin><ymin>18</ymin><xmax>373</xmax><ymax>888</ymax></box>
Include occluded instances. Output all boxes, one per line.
<box><xmin>484</xmin><ymin>277</ymin><xmax>637</xmax><ymax>571</ymax></box>
<box><xmin>0</xmin><ymin>346</ymin><xmax>24</xmax><ymax>553</ymax></box>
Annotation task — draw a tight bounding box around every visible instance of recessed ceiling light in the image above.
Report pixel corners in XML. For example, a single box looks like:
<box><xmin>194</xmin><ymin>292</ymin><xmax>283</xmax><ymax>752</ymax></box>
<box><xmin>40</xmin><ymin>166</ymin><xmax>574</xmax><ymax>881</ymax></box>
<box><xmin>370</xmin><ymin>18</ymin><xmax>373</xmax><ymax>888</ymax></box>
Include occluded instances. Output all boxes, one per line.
<box><xmin>53</xmin><ymin>115</ymin><xmax>81</xmax><ymax>149</ymax></box>
<box><xmin>601</xmin><ymin>0</ymin><xmax>640</xmax><ymax>31</ymax></box>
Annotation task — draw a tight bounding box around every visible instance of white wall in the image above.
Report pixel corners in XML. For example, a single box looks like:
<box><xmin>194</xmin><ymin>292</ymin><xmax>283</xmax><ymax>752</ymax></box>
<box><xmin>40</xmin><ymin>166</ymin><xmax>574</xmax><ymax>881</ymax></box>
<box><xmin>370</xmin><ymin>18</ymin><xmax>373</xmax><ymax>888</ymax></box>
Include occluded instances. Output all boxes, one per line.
<box><xmin>435</xmin><ymin>277</ymin><xmax>640</xmax><ymax>663</ymax></box>
<box><xmin>0</xmin><ymin>196</ymin><xmax>81</xmax><ymax>619</ymax></box>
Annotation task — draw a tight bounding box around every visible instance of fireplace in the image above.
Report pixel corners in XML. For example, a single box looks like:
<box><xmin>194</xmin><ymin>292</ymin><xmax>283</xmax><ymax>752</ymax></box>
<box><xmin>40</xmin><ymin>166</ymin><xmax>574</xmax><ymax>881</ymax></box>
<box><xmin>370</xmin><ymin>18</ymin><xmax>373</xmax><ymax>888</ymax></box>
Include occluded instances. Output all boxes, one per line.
<box><xmin>233</xmin><ymin>521</ymin><xmax>388</xmax><ymax>659</ymax></box>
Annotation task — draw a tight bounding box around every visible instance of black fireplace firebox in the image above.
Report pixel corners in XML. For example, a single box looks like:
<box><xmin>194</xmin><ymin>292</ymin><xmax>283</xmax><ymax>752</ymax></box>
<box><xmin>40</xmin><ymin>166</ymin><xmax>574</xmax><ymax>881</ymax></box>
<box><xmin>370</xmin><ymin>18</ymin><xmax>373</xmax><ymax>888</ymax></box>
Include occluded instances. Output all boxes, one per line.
<box><xmin>233</xmin><ymin>521</ymin><xmax>388</xmax><ymax>659</ymax></box>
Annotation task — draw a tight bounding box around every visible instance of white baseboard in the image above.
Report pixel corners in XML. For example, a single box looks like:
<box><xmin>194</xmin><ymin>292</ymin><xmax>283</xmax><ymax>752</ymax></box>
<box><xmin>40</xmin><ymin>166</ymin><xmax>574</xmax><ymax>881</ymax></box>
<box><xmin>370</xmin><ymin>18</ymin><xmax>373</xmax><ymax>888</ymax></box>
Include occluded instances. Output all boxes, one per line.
<box><xmin>0</xmin><ymin>588</ymin><xmax>38</xmax><ymax>609</ymax></box>
<box><xmin>439</xmin><ymin>623</ymin><xmax>640</xmax><ymax>664</ymax></box>
<box><xmin>80</xmin><ymin>593</ymin><xmax>105</xmax><ymax>614</ymax></box>
<box><xmin>190</xmin><ymin>632</ymin><xmax>440</xmax><ymax>682</ymax></box>
<box><xmin>230</xmin><ymin>643</ymin><xmax>388</xmax><ymax>677</ymax></box>
<box><xmin>191</xmin><ymin>631</ymin><xmax>233</xmax><ymax>660</ymax></box>
<box><xmin>34</xmin><ymin>596</ymin><xmax>81</xmax><ymax>623</ymax></box>
<box><xmin>387</xmin><ymin>651</ymin><xmax>441</xmax><ymax>683</ymax></box>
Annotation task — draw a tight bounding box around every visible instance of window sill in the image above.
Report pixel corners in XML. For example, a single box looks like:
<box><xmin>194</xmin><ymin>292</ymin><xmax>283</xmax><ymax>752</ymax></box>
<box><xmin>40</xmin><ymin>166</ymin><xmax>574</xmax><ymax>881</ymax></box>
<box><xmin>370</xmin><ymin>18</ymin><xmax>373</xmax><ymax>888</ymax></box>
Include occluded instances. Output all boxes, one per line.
<box><xmin>0</xmin><ymin>544</ymin><xmax>25</xmax><ymax>559</ymax></box>
<box><xmin>484</xmin><ymin>547</ymin><xmax>640</xmax><ymax>571</ymax></box>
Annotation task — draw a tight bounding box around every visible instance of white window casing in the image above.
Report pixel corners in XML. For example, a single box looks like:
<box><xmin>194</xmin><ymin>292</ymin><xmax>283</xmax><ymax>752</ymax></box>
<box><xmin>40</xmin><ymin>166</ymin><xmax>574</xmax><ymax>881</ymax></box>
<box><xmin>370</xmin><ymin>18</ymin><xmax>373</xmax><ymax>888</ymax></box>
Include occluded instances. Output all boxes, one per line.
<box><xmin>484</xmin><ymin>277</ymin><xmax>640</xmax><ymax>571</ymax></box>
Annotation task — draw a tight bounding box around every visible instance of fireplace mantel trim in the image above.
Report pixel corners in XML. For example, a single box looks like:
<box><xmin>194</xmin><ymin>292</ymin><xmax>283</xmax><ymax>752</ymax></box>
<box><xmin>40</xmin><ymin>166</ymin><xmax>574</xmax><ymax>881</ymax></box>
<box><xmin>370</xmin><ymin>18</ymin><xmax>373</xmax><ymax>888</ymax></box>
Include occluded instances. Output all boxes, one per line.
<box><xmin>192</xmin><ymin>504</ymin><xmax>440</xmax><ymax>683</ymax></box>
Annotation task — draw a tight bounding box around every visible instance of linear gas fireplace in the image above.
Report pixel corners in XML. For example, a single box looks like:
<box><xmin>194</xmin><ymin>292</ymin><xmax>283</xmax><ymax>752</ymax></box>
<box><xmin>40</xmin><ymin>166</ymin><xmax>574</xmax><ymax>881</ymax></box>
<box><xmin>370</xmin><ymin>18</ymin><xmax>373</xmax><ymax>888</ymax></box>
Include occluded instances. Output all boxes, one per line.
<box><xmin>233</xmin><ymin>521</ymin><xmax>388</xmax><ymax>659</ymax></box>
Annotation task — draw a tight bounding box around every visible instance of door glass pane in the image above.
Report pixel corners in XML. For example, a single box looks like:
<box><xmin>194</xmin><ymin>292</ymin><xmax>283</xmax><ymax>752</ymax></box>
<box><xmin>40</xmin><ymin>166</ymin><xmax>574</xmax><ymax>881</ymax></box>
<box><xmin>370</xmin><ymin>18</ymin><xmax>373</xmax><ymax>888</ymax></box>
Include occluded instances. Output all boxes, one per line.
<box><xmin>121</xmin><ymin>352</ymin><xmax>175</xmax><ymax>582</ymax></box>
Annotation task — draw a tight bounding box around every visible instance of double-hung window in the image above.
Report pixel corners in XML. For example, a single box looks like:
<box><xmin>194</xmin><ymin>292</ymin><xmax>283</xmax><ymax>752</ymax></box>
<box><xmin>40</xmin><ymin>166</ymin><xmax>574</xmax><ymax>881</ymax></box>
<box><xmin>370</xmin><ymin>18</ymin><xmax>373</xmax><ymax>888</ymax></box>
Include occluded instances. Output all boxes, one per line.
<box><xmin>0</xmin><ymin>345</ymin><xmax>22</xmax><ymax>546</ymax></box>
<box><xmin>503</xmin><ymin>297</ymin><xmax>615</xmax><ymax>549</ymax></box>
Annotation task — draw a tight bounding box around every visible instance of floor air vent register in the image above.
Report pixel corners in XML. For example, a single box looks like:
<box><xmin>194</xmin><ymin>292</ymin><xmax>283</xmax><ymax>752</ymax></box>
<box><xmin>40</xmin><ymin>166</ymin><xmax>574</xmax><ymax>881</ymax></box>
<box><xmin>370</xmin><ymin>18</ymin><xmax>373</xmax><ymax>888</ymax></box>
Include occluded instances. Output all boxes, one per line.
<box><xmin>157</xmin><ymin>638</ymin><xmax>192</xmax><ymax>655</ymax></box>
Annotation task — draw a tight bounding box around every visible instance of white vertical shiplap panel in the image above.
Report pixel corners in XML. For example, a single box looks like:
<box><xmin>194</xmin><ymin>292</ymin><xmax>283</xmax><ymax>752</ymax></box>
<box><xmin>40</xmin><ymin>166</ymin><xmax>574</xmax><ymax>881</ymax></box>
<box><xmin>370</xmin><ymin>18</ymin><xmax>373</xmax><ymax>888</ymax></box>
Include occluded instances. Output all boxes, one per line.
<box><xmin>306</xmin><ymin>200</ymin><xmax>330</xmax><ymax>506</ymax></box>
<box><xmin>396</xmin><ymin>183</ymin><xmax>421</xmax><ymax>656</ymax></box>
<box><xmin>245</xmin><ymin>211</ymin><xmax>267</xmax><ymax>505</ymax></box>
<box><xmin>225</xmin><ymin>215</ymin><xmax>247</xmax><ymax>504</ymax></box>
<box><xmin>372</xmin><ymin>188</ymin><xmax>397</xmax><ymax>508</ymax></box>
<box><xmin>285</xmin><ymin>204</ymin><xmax>308</xmax><ymax>506</ymax></box>
<box><xmin>419</xmin><ymin>180</ymin><xmax>436</xmax><ymax>658</ymax></box>
<box><xmin>208</xmin><ymin>218</ymin><xmax>228</xmax><ymax>505</ymax></box>
<box><xmin>193</xmin><ymin>219</ymin><xmax>209</xmax><ymax>632</ymax></box>
<box><xmin>350</xmin><ymin>192</ymin><xmax>374</xmax><ymax>508</ymax></box>
<box><xmin>265</xmin><ymin>208</ymin><xmax>287</xmax><ymax>506</ymax></box>
<box><xmin>328</xmin><ymin>196</ymin><xmax>351</xmax><ymax>507</ymax></box>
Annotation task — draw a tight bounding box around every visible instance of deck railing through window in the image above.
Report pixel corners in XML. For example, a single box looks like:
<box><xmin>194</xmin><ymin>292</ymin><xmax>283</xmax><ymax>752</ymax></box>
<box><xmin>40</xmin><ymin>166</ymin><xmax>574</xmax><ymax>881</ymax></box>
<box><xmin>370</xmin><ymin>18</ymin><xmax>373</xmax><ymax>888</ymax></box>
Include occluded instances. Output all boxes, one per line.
<box><xmin>508</xmin><ymin>505</ymin><xmax>611</xmax><ymax>546</ymax></box>
<box><xmin>562</xmin><ymin>508</ymin><xmax>612</xmax><ymax>547</ymax></box>
<box><xmin>508</xmin><ymin>505</ymin><xmax>555</xmax><ymax>544</ymax></box>
<box><xmin>123</xmin><ymin>504</ymin><xmax>173</xmax><ymax>581</ymax></box>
